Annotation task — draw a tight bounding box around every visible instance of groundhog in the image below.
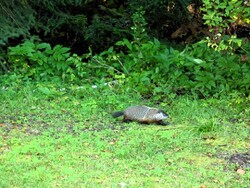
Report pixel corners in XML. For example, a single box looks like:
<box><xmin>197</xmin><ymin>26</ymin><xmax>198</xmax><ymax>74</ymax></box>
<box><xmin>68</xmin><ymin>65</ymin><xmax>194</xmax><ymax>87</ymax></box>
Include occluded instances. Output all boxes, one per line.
<box><xmin>112</xmin><ymin>105</ymin><xmax>168</xmax><ymax>125</ymax></box>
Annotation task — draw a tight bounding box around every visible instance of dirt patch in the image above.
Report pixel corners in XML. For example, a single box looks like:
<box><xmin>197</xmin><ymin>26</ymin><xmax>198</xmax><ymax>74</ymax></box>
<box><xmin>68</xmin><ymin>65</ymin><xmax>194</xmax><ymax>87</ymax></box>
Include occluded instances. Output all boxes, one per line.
<box><xmin>228</xmin><ymin>152</ymin><xmax>250</xmax><ymax>169</ymax></box>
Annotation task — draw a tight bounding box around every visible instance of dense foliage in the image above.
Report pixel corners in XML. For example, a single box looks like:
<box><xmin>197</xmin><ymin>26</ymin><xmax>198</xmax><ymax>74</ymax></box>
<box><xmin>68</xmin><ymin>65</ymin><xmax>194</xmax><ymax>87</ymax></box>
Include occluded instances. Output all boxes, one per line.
<box><xmin>1</xmin><ymin>0</ymin><xmax>250</xmax><ymax>99</ymax></box>
<box><xmin>0</xmin><ymin>0</ymin><xmax>199</xmax><ymax>49</ymax></box>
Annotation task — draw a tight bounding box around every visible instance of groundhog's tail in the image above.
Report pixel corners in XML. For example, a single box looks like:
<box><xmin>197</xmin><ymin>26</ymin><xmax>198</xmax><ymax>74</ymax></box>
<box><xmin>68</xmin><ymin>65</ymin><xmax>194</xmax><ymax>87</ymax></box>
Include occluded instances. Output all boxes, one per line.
<box><xmin>112</xmin><ymin>111</ymin><xmax>124</xmax><ymax>118</ymax></box>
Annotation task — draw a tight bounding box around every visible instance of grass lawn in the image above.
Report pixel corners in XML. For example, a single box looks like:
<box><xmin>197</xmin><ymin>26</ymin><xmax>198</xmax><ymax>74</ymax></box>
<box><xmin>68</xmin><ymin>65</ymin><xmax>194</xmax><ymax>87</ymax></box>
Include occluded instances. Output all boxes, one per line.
<box><xmin>0</xmin><ymin>81</ymin><xmax>249</xmax><ymax>187</ymax></box>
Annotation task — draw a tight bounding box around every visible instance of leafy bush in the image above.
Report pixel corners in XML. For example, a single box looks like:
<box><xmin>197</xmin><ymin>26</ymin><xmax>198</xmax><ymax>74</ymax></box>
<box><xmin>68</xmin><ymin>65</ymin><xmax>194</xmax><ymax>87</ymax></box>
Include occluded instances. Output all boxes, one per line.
<box><xmin>6</xmin><ymin>37</ymin><xmax>120</xmax><ymax>83</ymax></box>
<box><xmin>88</xmin><ymin>10</ymin><xmax>250</xmax><ymax>99</ymax></box>
<box><xmin>201</xmin><ymin>0</ymin><xmax>250</xmax><ymax>52</ymax></box>
<box><xmin>7</xmin><ymin>38</ymin><xmax>80</xmax><ymax>81</ymax></box>
<box><xmin>4</xmin><ymin>8</ymin><xmax>250</xmax><ymax>100</ymax></box>
<box><xmin>189</xmin><ymin>40</ymin><xmax>250</xmax><ymax>95</ymax></box>
<box><xmin>202</xmin><ymin>0</ymin><xmax>250</xmax><ymax>30</ymax></box>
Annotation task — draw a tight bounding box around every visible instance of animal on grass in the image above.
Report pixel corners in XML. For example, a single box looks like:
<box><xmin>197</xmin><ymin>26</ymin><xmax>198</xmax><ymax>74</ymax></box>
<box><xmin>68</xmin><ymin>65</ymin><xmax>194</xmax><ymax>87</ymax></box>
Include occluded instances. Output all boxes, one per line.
<box><xmin>112</xmin><ymin>105</ymin><xmax>169</xmax><ymax>125</ymax></box>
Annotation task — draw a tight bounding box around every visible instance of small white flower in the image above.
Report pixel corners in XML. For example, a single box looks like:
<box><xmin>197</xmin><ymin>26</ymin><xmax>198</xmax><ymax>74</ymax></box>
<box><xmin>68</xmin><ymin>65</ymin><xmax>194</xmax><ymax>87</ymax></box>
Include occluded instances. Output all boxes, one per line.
<box><xmin>119</xmin><ymin>182</ymin><xmax>127</xmax><ymax>188</ymax></box>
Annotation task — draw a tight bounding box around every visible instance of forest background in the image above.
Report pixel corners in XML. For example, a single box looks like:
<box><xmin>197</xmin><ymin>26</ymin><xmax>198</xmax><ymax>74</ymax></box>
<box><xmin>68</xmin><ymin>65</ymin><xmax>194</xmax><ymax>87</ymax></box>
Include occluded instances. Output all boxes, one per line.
<box><xmin>0</xmin><ymin>0</ymin><xmax>249</xmax><ymax>98</ymax></box>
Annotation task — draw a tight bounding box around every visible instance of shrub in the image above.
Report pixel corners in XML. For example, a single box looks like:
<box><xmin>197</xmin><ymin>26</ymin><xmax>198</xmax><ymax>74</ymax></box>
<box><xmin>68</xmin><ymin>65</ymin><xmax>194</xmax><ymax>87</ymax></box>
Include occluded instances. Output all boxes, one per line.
<box><xmin>7</xmin><ymin>37</ymin><xmax>79</xmax><ymax>81</ymax></box>
<box><xmin>5</xmin><ymin>8</ymin><xmax>250</xmax><ymax>100</ymax></box>
<box><xmin>84</xmin><ymin>9</ymin><xmax>250</xmax><ymax>100</ymax></box>
<box><xmin>201</xmin><ymin>0</ymin><xmax>250</xmax><ymax>53</ymax></box>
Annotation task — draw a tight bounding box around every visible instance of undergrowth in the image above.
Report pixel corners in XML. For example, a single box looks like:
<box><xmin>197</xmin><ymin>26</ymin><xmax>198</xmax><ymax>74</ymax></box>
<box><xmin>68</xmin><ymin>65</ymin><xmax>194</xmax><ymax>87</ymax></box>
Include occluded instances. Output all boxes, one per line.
<box><xmin>3</xmin><ymin>9</ymin><xmax>250</xmax><ymax>101</ymax></box>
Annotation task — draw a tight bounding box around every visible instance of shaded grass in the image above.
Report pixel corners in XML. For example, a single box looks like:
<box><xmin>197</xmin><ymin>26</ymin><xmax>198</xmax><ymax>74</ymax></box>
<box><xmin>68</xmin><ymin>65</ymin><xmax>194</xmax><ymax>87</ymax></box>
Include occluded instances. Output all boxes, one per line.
<box><xmin>0</xmin><ymin>81</ymin><xmax>249</xmax><ymax>187</ymax></box>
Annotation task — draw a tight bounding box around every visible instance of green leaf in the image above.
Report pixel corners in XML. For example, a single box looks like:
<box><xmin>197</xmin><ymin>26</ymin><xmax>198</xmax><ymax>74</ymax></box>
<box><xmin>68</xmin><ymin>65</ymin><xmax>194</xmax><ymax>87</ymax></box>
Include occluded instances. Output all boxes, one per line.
<box><xmin>38</xmin><ymin>87</ymin><xmax>51</xmax><ymax>95</ymax></box>
<box><xmin>36</xmin><ymin>43</ymin><xmax>51</xmax><ymax>50</ymax></box>
<box><xmin>138</xmin><ymin>51</ymin><xmax>143</xmax><ymax>58</ymax></box>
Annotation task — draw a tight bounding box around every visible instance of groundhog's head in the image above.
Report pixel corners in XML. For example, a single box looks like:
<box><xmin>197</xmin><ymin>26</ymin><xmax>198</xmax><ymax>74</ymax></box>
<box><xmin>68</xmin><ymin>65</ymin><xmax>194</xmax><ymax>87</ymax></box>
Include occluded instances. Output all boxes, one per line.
<box><xmin>154</xmin><ymin>110</ymin><xmax>168</xmax><ymax>121</ymax></box>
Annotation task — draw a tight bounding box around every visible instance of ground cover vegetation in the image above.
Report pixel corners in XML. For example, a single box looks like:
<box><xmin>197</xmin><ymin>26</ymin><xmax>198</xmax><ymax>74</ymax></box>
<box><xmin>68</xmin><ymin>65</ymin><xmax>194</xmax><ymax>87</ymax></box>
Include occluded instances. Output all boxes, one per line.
<box><xmin>0</xmin><ymin>0</ymin><xmax>250</xmax><ymax>187</ymax></box>
<box><xmin>0</xmin><ymin>81</ymin><xmax>249</xmax><ymax>187</ymax></box>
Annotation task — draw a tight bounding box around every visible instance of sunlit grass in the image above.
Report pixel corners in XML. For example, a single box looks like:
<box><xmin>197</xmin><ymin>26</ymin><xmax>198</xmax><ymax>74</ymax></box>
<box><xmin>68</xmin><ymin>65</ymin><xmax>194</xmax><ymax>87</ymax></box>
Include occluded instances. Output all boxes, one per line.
<box><xmin>0</xmin><ymin>81</ymin><xmax>249</xmax><ymax>187</ymax></box>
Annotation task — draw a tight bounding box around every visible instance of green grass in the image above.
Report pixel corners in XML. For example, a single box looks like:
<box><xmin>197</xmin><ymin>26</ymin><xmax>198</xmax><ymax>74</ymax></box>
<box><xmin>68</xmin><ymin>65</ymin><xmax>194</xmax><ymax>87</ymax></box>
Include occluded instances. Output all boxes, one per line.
<box><xmin>0</xmin><ymin>81</ymin><xmax>249</xmax><ymax>187</ymax></box>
